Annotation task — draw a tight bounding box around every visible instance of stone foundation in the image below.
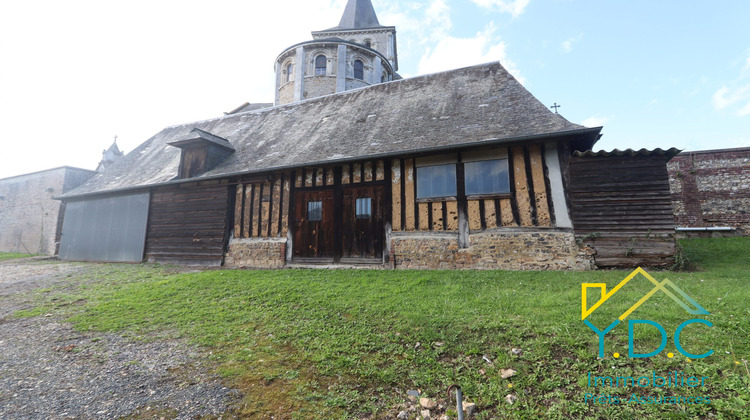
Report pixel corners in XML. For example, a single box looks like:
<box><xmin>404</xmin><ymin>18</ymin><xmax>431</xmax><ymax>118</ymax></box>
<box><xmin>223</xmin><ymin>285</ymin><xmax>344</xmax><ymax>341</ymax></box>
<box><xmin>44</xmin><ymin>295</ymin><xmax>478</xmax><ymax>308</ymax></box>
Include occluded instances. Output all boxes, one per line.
<box><xmin>224</xmin><ymin>238</ymin><xmax>287</xmax><ymax>269</ymax></box>
<box><xmin>391</xmin><ymin>229</ymin><xmax>595</xmax><ymax>270</ymax></box>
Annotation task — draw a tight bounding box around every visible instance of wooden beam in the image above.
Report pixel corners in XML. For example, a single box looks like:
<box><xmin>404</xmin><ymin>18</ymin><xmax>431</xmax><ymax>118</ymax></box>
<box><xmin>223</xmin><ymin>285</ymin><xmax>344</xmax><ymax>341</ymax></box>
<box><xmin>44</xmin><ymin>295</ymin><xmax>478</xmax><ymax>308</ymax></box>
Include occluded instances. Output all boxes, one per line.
<box><xmin>512</xmin><ymin>146</ymin><xmax>533</xmax><ymax>226</ymax></box>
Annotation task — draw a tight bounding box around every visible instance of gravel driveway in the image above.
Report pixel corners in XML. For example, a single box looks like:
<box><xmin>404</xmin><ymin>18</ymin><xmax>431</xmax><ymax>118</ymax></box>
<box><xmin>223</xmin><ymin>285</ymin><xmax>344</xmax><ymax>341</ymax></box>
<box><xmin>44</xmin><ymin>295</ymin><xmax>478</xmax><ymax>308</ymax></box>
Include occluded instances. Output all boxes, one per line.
<box><xmin>0</xmin><ymin>259</ymin><xmax>237</xmax><ymax>419</ymax></box>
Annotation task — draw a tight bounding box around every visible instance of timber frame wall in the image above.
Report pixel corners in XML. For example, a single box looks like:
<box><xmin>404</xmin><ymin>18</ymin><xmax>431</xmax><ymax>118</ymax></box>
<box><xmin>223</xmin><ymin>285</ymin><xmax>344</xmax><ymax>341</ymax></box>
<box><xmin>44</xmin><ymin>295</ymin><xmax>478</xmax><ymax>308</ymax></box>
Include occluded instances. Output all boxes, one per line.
<box><xmin>391</xmin><ymin>144</ymin><xmax>555</xmax><ymax>234</ymax></box>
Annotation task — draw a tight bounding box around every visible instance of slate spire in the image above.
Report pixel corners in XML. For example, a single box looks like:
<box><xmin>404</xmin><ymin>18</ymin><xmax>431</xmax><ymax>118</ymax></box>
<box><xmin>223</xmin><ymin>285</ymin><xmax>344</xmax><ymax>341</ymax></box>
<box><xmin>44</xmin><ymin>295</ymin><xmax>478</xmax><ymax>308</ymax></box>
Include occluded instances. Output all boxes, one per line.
<box><xmin>337</xmin><ymin>0</ymin><xmax>383</xmax><ymax>29</ymax></box>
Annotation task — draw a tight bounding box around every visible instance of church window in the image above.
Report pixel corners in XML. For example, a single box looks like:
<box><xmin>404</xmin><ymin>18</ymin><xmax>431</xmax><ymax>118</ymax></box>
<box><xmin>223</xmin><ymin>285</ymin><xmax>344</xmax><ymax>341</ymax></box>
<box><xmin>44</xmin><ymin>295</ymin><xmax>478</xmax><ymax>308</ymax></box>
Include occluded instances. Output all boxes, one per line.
<box><xmin>286</xmin><ymin>63</ymin><xmax>294</xmax><ymax>83</ymax></box>
<box><xmin>416</xmin><ymin>164</ymin><xmax>457</xmax><ymax>199</ymax></box>
<box><xmin>381</xmin><ymin>72</ymin><xmax>387</xmax><ymax>83</ymax></box>
<box><xmin>315</xmin><ymin>55</ymin><xmax>327</xmax><ymax>76</ymax></box>
<box><xmin>464</xmin><ymin>159</ymin><xmax>510</xmax><ymax>196</ymax></box>
<box><xmin>354</xmin><ymin>60</ymin><xmax>364</xmax><ymax>80</ymax></box>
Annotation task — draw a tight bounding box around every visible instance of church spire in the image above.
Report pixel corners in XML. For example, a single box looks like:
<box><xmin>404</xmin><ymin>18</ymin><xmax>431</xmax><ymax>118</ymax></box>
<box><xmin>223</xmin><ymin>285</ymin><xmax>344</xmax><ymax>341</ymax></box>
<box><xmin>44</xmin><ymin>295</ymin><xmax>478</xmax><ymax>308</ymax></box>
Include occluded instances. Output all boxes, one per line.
<box><xmin>335</xmin><ymin>0</ymin><xmax>383</xmax><ymax>29</ymax></box>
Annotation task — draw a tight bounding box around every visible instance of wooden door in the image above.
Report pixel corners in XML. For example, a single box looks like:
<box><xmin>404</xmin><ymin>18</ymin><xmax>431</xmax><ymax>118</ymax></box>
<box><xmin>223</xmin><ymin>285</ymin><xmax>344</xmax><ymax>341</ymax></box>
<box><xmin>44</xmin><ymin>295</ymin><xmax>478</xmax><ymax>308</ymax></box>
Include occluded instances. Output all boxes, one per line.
<box><xmin>342</xmin><ymin>185</ymin><xmax>385</xmax><ymax>261</ymax></box>
<box><xmin>293</xmin><ymin>189</ymin><xmax>335</xmax><ymax>260</ymax></box>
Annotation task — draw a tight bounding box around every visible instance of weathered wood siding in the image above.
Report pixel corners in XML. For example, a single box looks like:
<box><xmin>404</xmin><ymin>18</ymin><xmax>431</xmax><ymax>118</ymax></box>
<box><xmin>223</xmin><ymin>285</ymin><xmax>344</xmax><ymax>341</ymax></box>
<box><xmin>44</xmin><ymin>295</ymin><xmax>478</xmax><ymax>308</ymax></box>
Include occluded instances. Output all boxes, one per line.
<box><xmin>146</xmin><ymin>181</ymin><xmax>230</xmax><ymax>266</ymax></box>
<box><xmin>391</xmin><ymin>145</ymin><xmax>554</xmax><ymax>232</ymax></box>
<box><xmin>233</xmin><ymin>172</ymin><xmax>291</xmax><ymax>239</ymax></box>
<box><xmin>568</xmin><ymin>154</ymin><xmax>676</xmax><ymax>267</ymax></box>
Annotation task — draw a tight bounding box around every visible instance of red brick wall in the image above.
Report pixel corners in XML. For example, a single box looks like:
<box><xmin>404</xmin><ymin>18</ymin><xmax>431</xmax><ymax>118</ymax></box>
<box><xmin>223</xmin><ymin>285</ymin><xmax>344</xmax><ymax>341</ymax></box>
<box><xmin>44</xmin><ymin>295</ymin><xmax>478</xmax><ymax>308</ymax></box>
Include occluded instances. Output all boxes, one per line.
<box><xmin>667</xmin><ymin>147</ymin><xmax>750</xmax><ymax>235</ymax></box>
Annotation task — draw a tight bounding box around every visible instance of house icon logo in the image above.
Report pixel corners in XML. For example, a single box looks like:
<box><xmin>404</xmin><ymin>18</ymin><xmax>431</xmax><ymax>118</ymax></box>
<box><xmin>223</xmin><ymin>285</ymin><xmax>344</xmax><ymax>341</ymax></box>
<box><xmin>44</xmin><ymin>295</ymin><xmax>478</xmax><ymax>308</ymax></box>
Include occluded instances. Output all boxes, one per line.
<box><xmin>582</xmin><ymin>268</ymin><xmax>713</xmax><ymax>359</ymax></box>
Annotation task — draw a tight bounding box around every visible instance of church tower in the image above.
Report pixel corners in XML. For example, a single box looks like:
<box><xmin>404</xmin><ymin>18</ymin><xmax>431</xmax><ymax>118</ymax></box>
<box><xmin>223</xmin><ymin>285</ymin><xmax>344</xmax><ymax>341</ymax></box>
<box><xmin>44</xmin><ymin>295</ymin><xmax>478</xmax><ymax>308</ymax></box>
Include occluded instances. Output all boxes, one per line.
<box><xmin>274</xmin><ymin>0</ymin><xmax>399</xmax><ymax>105</ymax></box>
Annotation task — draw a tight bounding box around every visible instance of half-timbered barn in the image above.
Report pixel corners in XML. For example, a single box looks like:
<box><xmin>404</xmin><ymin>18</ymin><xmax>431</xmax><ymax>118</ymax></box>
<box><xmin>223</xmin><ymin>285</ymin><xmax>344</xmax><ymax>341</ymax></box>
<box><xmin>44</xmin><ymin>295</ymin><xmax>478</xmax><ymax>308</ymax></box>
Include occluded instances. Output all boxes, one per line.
<box><xmin>56</xmin><ymin>0</ymin><xmax>677</xmax><ymax>269</ymax></box>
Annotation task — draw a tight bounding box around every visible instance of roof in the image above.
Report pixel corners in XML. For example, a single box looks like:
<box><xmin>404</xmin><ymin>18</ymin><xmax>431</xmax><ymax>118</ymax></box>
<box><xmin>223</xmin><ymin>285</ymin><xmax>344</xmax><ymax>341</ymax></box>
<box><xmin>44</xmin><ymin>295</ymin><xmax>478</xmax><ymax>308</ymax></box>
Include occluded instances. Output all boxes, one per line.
<box><xmin>0</xmin><ymin>166</ymin><xmax>96</xmax><ymax>183</ymax></box>
<box><xmin>61</xmin><ymin>61</ymin><xmax>599</xmax><ymax>199</ymax></box>
<box><xmin>224</xmin><ymin>102</ymin><xmax>273</xmax><ymax>115</ymax></box>
<box><xmin>325</xmin><ymin>0</ymin><xmax>383</xmax><ymax>31</ymax></box>
<box><xmin>573</xmin><ymin>148</ymin><xmax>681</xmax><ymax>160</ymax></box>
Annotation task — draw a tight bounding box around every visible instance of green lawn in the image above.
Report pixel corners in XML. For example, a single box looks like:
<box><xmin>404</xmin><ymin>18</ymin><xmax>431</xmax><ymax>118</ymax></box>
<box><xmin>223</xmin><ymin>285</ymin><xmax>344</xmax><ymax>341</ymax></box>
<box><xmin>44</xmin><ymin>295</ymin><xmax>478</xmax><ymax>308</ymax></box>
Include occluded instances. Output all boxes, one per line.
<box><xmin>0</xmin><ymin>252</ymin><xmax>34</xmax><ymax>261</ymax></box>
<box><xmin>16</xmin><ymin>238</ymin><xmax>750</xmax><ymax>419</ymax></box>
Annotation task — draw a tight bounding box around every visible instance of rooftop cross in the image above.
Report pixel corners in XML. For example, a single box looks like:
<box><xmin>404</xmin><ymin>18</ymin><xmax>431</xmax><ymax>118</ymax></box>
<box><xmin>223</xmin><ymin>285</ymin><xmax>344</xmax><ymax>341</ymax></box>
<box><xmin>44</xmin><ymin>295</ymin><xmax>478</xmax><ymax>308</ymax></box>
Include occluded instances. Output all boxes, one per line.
<box><xmin>551</xmin><ymin>103</ymin><xmax>561</xmax><ymax>114</ymax></box>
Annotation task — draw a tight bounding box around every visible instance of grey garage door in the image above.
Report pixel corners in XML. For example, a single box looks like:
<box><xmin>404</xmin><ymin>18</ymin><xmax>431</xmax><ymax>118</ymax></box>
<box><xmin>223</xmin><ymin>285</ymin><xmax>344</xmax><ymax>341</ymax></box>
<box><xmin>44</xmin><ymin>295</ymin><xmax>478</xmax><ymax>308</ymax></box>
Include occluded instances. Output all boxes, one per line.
<box><xmin>58</xmin><ymin>193</ymin><xmax>150</xmax><ymax>262</ymax></box>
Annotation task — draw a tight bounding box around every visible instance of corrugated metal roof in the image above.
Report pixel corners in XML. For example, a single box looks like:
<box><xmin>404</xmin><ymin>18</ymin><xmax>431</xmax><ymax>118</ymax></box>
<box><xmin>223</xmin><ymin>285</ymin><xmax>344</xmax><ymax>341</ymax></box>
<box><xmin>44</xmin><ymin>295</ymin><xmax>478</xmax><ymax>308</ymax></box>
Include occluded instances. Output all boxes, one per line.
<box><xmin>573</xmin><ymin>148</ymin><xmax>681</xmax><ymax>160</ymax></box>
<box><xmin>60</xmin><ymin>61</ymin><xmax>599</xmax><ymax>200</ymax></box>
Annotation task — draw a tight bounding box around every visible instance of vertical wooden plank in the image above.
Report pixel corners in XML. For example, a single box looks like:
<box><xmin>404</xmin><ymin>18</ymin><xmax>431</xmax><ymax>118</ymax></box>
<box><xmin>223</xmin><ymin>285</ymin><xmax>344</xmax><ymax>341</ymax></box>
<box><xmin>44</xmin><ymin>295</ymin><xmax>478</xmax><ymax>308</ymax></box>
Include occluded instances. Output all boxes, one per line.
<box><xmin>326</xmin><ymin>167</ymin><xmax>335</xmax><ymax>186</ymax></box>
<box><xmin>376</xmin><ymin>160</ymin><xmax>385</xmax><ymax>181</ymax></box>
<box><xmin>500</xmin><ymin>199</ymin><xmax>515</xmax><ymax>226</ymax></box>
<box><xmin>342</xmin><ymin>164</ymin><xmax>351</xmax><ymax>184</ymax></box>
<box><xmin>243</xmin><ymin>184</ymin><xmax>253</xmax><ymax>238</ymax></box>
<box><xmin>252</xmin><ymin>183</ymin><xmax>261</xmax><ymax>237</ymax></box>
<box><xmin>392</xmin><ymin>159</ymin><xmax>402</xmax><ymax>231</ymax></box>
<box><xmin>234</xmin><ymin>184</ymin><xmax>243</xmax><ymax>238</ymax></box>
<box><xmin>271</xmin><ymin>178</ymin><xmax>281</xmax><ymax>236</ymax></box>
<box><xmin>364</xmin><ymin>161</ymin><xmax>373</xmax><ymax>182</ymax></box>
<box><xmin>528</xmin><ymin>144</ymin><xmax>551</xmax><ymax>226</ymax></box>
<box><xmin>280</xmin><ymin>175</ymin><xmax>291</xmax><ymax>236</ymax></box>
<box><xmin>305</xmin><ymin>169</ymin><xmax>314</xmax><ymax>187</ymax></box>
<box><xmin>467</xmin><ymin>200</ymin><xmax>482</xmax><ymax>230</ymax></box>
<box><xmin>446</xmin><ymin>201</ymin><xmax>459</xmax><ymax>231</ymax></box>
<box><xmin>404</xmin><ymin>159</ymin><xmax>416</xmax><ymax>231</ymax></box>
<box><xmin>353</xmin><ymin>163</ymin><xmax>362</xmax><ymax>183</ymax></box>
<box><xmin>418</xmin><ymin>203</ymin><xmax>430</xmax><ymax>230</ymax></box>
<box><xmin>432</xmin><ymin>202</ymin><xmax>443</xmax><ymax>231</ymax></box>
<box><xmin>295</xmin><ymin>172</ymin><xmax>303</xmax><ymax>188</ymax></box>
<box><xmin>484</xmin><ymin>200</ymin><xmax>498</xmax><ymax>229</ymax></box>
<box><xmin>315</xmin><ymin>167</ymin><xmax>324</xmax><ymax>187</ymax></box>
<box><xmin>512</xmin><ymin>145</ymin><xmax>533</xmax><ymax>226</ymax></box>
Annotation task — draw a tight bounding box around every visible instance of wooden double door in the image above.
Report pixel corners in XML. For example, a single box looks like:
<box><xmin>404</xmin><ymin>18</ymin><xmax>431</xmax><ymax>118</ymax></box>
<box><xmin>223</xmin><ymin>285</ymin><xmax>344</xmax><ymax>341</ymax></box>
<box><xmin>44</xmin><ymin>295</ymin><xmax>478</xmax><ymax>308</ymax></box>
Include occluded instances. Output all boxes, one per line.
<box><xmin>293</xmin><ymin>185</ymin><xmax>385</xmax><ymax>262</ymax></box>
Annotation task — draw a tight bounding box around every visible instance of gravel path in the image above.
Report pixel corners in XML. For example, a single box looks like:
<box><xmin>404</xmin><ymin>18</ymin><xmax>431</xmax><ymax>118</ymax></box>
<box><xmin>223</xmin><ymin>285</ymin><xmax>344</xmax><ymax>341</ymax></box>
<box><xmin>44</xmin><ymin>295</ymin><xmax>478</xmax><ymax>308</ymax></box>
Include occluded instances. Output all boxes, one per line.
<box><xmin>0</xmin><ymin>259</ymin><xmax>238</xmax><ymax>419</ymax></box>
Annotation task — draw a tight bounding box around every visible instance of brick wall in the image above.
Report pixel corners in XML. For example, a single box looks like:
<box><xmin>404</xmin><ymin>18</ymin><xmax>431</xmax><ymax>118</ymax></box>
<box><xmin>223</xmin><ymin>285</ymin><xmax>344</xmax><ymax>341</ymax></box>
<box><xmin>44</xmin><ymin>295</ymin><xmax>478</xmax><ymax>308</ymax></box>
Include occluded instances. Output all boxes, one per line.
<box><xmin>667</xmin><ymin>147</ymin><xmax>750</xmax><ymax>235</ymax></box>
<box><xmin>390</xmin><ymin>229</ymin><xmax>595</xmax><ymax>270</ymax></box>
<box><xmin>224</xmin><ymin>237</ymin><xmax>287</xmax><ymax>269</ymax></box>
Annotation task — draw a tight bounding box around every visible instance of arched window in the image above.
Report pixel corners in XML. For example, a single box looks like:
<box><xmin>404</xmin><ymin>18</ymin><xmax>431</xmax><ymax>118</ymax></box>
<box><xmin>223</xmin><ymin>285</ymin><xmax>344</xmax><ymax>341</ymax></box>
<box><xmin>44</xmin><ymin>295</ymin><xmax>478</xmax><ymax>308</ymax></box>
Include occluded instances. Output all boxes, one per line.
<box><xmin>315</xmin><ymin>55</ymin><xmax>327</xmax><ymax>76</ymax></box>
<box><xmin>286</xmin><ymin>63</ymin><xmax>293</xmax><ymax>83</ymax></box>
<box><xmin>381</xmin><ymin>72</ymin><xmax>387</xmax><ymax>83</ymax></box>
<box><xmin>353</xmin><ymin>60</ymin><xmax>364</xmax><ymax>80</ymax></box>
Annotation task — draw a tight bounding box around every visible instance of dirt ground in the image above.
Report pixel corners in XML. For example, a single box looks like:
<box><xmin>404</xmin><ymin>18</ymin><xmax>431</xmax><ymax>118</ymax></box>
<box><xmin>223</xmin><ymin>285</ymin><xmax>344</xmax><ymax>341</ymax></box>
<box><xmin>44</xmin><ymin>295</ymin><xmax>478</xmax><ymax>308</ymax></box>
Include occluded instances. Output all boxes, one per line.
<box><xmin>0</xmin><ymin>259</ymin><xmax>237</xmax><ymax>419</ymax></box>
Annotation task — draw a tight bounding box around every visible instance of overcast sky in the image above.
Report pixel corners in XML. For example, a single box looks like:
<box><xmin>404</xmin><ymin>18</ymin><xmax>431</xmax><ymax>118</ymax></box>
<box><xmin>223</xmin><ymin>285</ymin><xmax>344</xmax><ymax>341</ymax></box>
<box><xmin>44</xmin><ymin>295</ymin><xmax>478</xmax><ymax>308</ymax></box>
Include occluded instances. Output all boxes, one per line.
<box><xmin>1</xmin><ymin>0</ymin><xmax>748</xmax><ymax>179</ymax></box>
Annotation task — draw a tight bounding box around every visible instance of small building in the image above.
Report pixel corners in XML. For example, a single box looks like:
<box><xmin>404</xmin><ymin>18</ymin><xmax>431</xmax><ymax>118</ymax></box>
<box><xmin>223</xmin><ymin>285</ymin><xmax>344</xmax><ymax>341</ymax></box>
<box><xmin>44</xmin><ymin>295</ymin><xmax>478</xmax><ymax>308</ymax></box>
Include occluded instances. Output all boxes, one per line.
<box><xmin>0</xmin><ymin>166</ymin><xmax>96</xmax><ymax>255</ymax></box>
<box><xmin>668</xmin><ymin>147</ymin><xmax>750</xmax><ymax>237</ymax></box>
<box><xmin>56</xmin><ymin>0</ymin><xmax>678</xmax><ymax>269</ymax></box>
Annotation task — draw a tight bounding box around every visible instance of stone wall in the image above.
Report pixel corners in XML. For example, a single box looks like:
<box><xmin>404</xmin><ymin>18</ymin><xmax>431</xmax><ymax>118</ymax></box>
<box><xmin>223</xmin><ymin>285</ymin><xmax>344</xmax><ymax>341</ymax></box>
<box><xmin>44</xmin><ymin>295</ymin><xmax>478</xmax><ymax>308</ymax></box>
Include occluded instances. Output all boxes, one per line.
<box><xmin>668</xmin><ymin>147</ymin><xmax>750</xmax><ymax>235</ymax></box>
<box><xmin>303</xmin><ymin>76</ymin><xmax>338</xmax><ymax>100</ymax></box>
<box><xmin>390</xmin><ymin>229</ymin><xmax>594</xmax><ymax>270</ymax></box>
<box><xmin>224</xmin><ymin>237</ymin><xmax>287</xmax><ymax>269</ymax></box>
<box><xmin>0</xmin><ymin>167</ymin><xmax>95</xmax><ymax>255</ymax></box>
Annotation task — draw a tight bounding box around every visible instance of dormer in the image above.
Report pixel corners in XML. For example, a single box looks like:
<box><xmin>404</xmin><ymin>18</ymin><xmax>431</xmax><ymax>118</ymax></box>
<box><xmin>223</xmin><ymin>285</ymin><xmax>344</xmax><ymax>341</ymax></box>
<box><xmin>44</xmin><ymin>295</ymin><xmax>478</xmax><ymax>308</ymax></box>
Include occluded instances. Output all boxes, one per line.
<box><xmin>168</xmin><ymin>128</ymin><xmax>235</xmax><ymax>179</ymax></box>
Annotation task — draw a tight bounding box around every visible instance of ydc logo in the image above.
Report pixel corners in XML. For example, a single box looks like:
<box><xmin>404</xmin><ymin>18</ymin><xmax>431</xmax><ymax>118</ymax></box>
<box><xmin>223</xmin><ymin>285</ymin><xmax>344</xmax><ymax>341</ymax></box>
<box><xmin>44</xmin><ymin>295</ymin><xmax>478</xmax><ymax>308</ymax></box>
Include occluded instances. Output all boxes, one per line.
<box><xmin>582</xmin><ymin>268</ymin><xmax>713</xmax><ymax>359</ymax></box>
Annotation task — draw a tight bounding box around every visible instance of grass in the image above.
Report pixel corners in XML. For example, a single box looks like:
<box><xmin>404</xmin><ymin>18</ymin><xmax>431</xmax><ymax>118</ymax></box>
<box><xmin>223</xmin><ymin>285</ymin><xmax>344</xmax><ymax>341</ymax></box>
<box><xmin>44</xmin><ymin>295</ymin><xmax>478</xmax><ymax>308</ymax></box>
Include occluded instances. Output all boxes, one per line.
<box><xmin>0</xmin><ymin>252</ymin><xmax>34</xmax><ymax>261</ymax></box>
<box><xmin>14</xmin><ymin>238</ymin><xmax>750</xmax><ymax>419</ymax></box>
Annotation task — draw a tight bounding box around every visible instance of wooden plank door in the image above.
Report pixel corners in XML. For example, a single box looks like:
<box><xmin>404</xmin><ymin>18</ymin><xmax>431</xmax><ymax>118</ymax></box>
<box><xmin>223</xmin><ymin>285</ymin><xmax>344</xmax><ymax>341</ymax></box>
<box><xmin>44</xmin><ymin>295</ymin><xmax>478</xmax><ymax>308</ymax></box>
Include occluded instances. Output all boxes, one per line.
<box><xmin>342</xmin><ymin>185</ymin><xmax>385</xmax><ymax>261</ymax></box>
<box><xmin>293</xmin><ymin>189</ymin><xmax>335</xmax><ymax>260</ymax></box>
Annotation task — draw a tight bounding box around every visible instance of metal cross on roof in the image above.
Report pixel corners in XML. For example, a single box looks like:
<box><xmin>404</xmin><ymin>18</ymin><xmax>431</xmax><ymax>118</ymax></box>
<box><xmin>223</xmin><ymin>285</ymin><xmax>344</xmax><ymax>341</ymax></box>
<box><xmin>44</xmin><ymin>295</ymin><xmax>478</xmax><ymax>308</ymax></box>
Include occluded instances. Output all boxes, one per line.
<box><xmin>551</xmin><ymin>103</ymin><xmax>561</xmax><ymax>113</ymax></box>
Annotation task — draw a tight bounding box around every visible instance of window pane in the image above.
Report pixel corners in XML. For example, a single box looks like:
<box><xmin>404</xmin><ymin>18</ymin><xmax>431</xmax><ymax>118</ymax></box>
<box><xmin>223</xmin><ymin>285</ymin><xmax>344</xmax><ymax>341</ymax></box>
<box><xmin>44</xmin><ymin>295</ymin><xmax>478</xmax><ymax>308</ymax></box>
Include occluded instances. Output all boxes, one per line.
<box><xmin>354</xmin><ymin>60</ymin><xmax>364</xmax><ymax>80</ymax></box>
<box><xmin>465</xmin><ymin>159</ymin><xmax>510</xmax><ymax>195</ymax></box>
<box><xmin>417</xmin><ymin>164</ymin><xmax>457</xmax><ymax>199</ymax></box>
<box><xmin>315</xmin><ymin>55</ymin><xmax>326</xmax><ymax>75</ymax></box>
<box><xmin>355</xmin><ymin>198</ymin><xmax>372</xmax><ymax>219</ymax></box>
<box><xmin>307</xmin><ymin>201</ymin><xmax>322</xmax><ymax>221</ymax></box>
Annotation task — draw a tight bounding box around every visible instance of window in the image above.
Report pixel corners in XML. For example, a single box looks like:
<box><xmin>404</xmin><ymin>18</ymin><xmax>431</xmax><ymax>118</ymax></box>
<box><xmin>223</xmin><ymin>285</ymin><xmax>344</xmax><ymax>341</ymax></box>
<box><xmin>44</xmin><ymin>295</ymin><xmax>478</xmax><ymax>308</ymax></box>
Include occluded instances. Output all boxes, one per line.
<box><xmin>307</xmin><ymin>201</ymin><xmax>322</xmax><ymax>221</ymax></box>
<box><xmin>464</xmin><ymin>159</ymin><xmax>510</xmax><ymax>196</ymax></box>
<box><xmin>417</xmin><ymin>164</ymin><xmax>457</xmax><ymax>199</ymax></box>
<box><xmin>355</xmin><ymin>198</ymin><xmax>372</xmax><ymax>219</ymax></box>
<box><xmin>285</xmin><ymin>63</ymin><xmax>293</xmax><ymax>83</ymax></box>
<box><xmin>315</xmin><ymin>55</ymin><xmax>327</xmax><ymax>76</ymax></box>
<box><xmin>381</xmin><ymin>72</ymin><xmax>386</xmax><ymax>83</ymax></box>
<box><xmin>353</xmin><ymin>60</ymin><xmax>364</xmax><ymax>80</ymax></box>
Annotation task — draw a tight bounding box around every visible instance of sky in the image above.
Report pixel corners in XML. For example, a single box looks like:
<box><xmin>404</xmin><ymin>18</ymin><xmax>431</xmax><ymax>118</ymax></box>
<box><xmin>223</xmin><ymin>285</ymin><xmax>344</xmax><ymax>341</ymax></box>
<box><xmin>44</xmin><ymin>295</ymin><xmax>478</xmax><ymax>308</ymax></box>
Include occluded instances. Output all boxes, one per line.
<box><xmin>0</xmin><ymin>0</ymin><xmax>748</xmax><ymax>179</ymax></box>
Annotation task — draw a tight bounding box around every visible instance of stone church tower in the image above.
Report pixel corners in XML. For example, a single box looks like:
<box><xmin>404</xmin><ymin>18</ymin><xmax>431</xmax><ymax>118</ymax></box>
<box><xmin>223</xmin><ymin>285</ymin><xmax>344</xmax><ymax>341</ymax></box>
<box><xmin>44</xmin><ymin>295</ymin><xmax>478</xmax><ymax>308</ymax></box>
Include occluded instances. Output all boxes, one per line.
<box><xmin>275</xmin><ymin>0</ymin><xmax>399</xmax><ymax>105</ymax></box>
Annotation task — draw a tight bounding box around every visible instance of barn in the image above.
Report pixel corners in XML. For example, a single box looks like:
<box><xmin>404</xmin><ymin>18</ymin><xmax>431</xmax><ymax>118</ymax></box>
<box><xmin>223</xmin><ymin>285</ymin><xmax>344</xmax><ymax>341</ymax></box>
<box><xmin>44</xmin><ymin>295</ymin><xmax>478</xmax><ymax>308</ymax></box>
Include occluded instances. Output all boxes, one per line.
<box><xmin>56</xmin><ymin>1</ymin><xmax>677</xmax><ymax>269</ymax></box>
